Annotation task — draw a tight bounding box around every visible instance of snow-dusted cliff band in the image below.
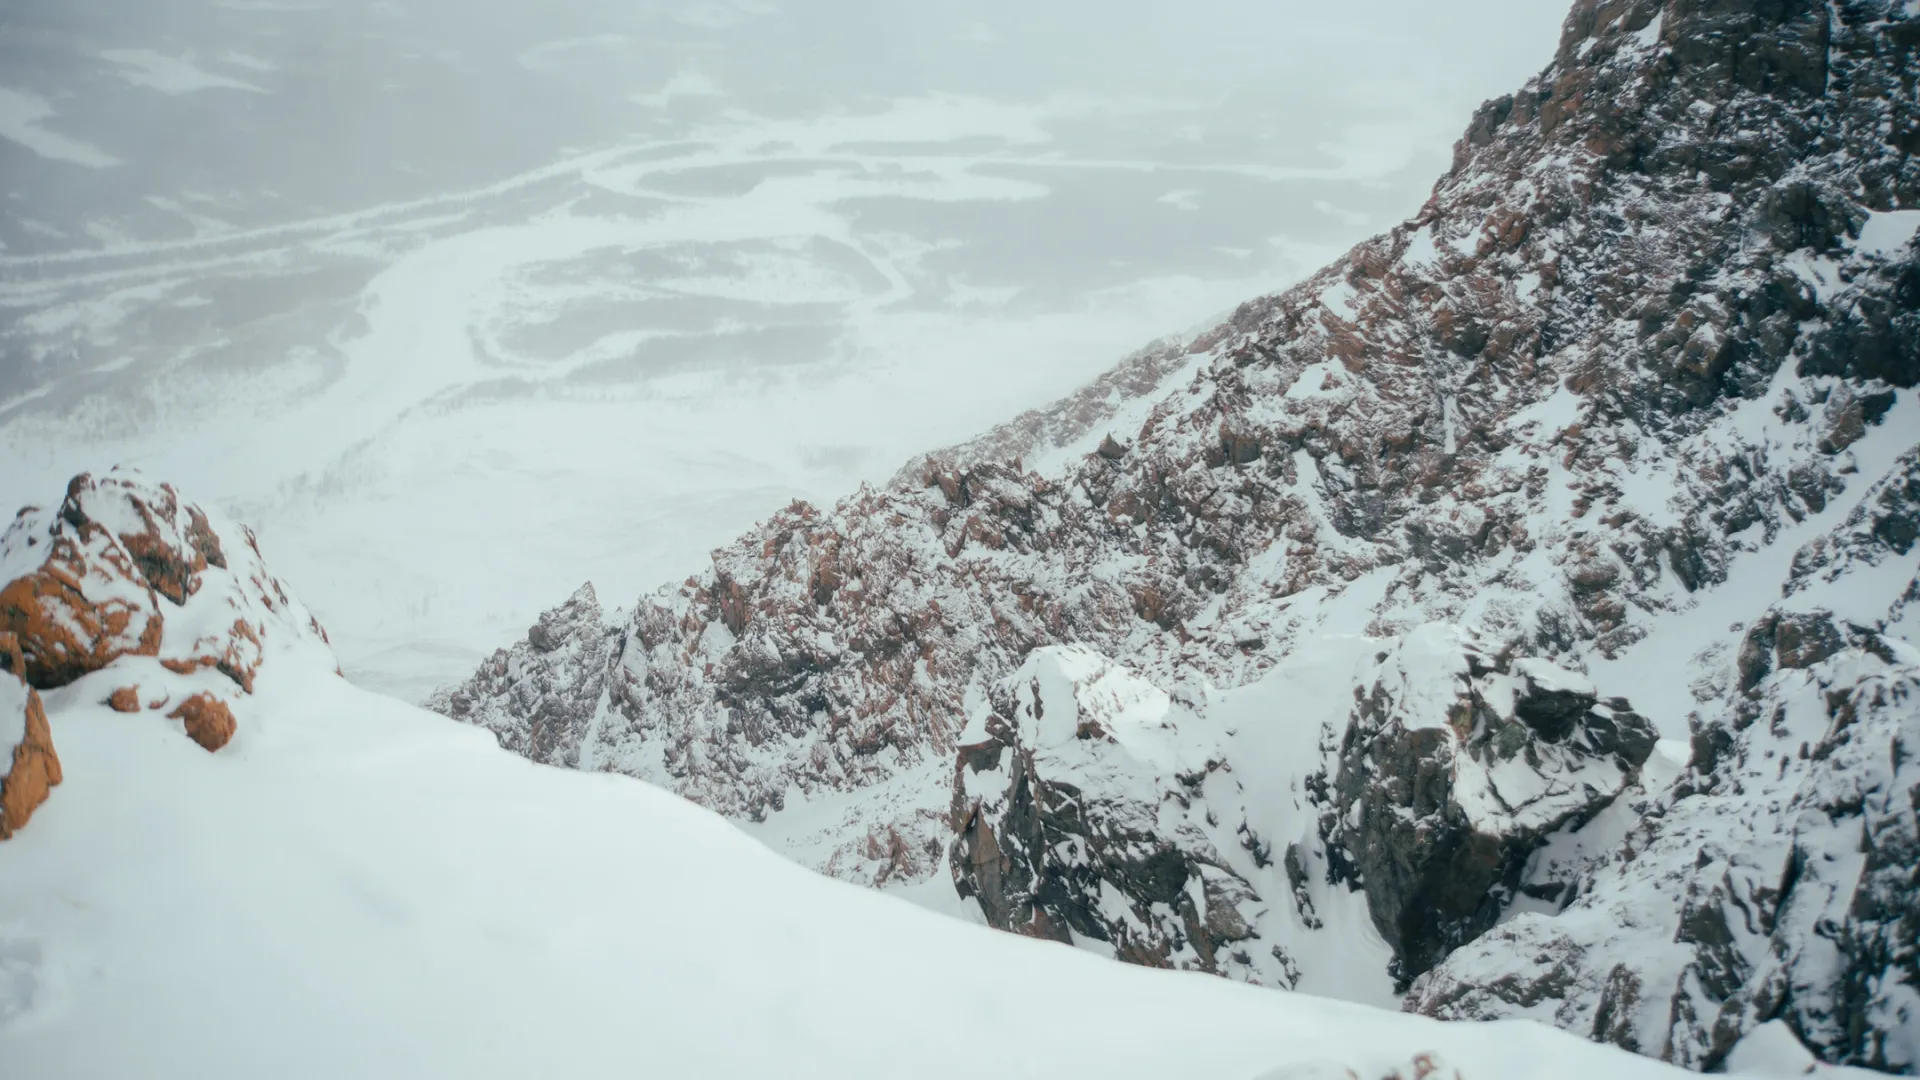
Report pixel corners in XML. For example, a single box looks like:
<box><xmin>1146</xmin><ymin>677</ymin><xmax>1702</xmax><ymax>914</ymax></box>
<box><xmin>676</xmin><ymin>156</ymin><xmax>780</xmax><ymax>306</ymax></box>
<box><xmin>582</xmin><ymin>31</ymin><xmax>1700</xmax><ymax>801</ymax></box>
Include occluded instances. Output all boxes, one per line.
<box><xmin>0</xmin><ymin>473</ymin><xmax>1697</xmax><ymax>1080</ymax></box>
<box><xmin>434</xmin><ymin>0</ymin><xmax>1920</xmax><ymax>1071</ymax></box>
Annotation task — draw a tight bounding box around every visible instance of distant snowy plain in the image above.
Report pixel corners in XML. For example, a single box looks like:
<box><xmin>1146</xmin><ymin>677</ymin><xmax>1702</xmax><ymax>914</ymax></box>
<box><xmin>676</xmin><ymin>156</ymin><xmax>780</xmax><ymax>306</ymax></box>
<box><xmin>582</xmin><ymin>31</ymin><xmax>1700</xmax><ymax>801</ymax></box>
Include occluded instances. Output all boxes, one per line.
<box><xmin>0</xmin><ymin>1</ymin><xmax>1568</xmax><ymax>701</ymax></box>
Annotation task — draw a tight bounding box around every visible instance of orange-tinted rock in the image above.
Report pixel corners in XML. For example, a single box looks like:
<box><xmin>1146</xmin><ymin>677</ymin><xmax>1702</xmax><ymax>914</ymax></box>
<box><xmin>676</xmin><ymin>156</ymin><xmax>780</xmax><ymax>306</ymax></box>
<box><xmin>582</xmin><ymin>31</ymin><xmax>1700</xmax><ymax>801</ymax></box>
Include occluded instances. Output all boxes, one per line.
<box><xmin>161</xmin><ymin>656</ymin><xmax>210</xmax><ymax>678</ymax></box>
<box><xmin>108</xmin><ymin>686</ymin><xmax>142</xmax><ymax>713</ymax></box>
<box><xmin>0</xmin><ymin>529</ymin><xmax>163</xmax><ymax>688</ymax></box>
<box><xmin>0</xmin><ymin>673</ymin><xmax>61</xmax><ymax>840</ymax></box>
<box><xmin>169</xmin><ymin>692</ymin><xmax>236</xmax><ymax>752</ymax></box>
<box><xmin>3</xmin><ymin>471</ymin><xmax>334</xmax><ymax>697</ymax></box>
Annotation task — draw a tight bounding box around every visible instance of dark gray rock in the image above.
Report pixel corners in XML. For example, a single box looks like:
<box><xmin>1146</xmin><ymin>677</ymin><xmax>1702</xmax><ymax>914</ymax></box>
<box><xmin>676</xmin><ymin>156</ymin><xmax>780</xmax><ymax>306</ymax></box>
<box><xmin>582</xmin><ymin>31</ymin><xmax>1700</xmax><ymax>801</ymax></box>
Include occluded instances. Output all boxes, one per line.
<box><xmin>1313</xmin><ymin>628</ymin><xmax>1655</xmax><ymax>987</ymax></box>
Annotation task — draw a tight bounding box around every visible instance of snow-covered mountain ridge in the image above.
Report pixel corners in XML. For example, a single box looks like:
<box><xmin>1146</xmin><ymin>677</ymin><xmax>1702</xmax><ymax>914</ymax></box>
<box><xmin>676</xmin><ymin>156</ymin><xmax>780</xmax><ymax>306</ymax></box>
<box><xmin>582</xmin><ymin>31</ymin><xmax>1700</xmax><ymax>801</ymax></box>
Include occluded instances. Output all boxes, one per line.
<box><xmin>0</xmin><ymin>476</ymin><xmax>1709</xmax><ymax>1080</ymax></box>
<box><xmin>434</xmin><ymin>0</ymin><xmax>1919</xmax><ymax>1071</ymax></box>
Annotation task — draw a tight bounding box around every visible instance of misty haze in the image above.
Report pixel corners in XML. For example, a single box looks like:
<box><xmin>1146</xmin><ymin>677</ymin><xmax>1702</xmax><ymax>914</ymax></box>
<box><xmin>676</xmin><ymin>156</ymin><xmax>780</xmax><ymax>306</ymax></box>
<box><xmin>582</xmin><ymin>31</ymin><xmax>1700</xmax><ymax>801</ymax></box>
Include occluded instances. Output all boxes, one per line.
<box><xmin>0</xmin><ymin>0</ymin><xmax>1564</xmax><ymax>699</ymax></box>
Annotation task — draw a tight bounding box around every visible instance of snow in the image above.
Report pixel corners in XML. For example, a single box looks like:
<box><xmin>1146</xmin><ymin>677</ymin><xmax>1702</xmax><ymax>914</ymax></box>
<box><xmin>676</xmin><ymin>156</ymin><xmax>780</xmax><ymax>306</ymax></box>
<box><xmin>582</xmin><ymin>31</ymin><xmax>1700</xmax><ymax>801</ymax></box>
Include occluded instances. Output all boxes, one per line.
<box><xmin>0</xmin><ymin>677</ymin><xmax>27</xmax><ymax>758</ymax></box>
<box><xmin>976</xmin><ymin>647</ymin><xmax>1219</xmax><ymax>803</ymax></box>
<box><xmin>1216</xmin><ymin>635</ymin><xmax>1400</xmax><ymax>1005</ymax></box>
<box><xmin>0</xmin><ymin>649</ymin><xmax>1691</xmax><ymax>1080</ymax></box>
<box><xmin>1504</xmin><ymin>383</ymin><xmax>1582</xmax><ymax>437</ymax></box>
<box><xmin>99</xmin><ymin>51</ymin><xmax>267</xmax><ymax>95</ymax></box>
<box><xmin>0</xmin><ymin>88</ymin><xmax>118</xmax><ymax>168</ymax></box>
<box><xmin>1285</xmin><ymin>361</ymin><xmax>1344</xmax><ymax>400</ymax></box>
<box><xmin>1368</xmin><ymin>624</ymin><xmax>1472</xmax><ymax>732</ymax></box>
<box><xmin>1401</xmin><ymin>225</ymin><xmax>1440</xmax><ymax>266</ymax></box>
<box><xmin>1509</xmin><ymin>657</ymin><xmax>1594</xmax><ymax>697</ymax></box>
<box><xmin>1782</xmin><ymin>248</ymin><xmax>1847</xmax><ymax>304</ymax></box>
<box><xmin>1854</xmin><ymin>208</ymin><xmax>1920</xmax><ymax>257</ymax></box>
<box><xmin>1634</xmin><ymin>13</ymin><xmax>1665</xmax><ymax>50</ymax></box>
<box><xmin>1318</xmin><ymin>279</ymin><xmax>1360</xmax><ymax>319</ymax></box>
<box><xmin>1725</xmin><ymin>1020</ymin><xmax>1888</xmax><ymax>1078</ymax></box>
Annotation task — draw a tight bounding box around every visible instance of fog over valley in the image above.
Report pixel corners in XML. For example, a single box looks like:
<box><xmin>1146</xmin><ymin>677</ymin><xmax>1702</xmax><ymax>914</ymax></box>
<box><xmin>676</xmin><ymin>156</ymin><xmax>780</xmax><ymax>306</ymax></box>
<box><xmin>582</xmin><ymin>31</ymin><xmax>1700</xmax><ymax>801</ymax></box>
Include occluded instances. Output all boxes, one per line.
<box><xmin>0</xmin><ymin>0</ymin><xmax>1565</xmax><ymax>699</ymax></box>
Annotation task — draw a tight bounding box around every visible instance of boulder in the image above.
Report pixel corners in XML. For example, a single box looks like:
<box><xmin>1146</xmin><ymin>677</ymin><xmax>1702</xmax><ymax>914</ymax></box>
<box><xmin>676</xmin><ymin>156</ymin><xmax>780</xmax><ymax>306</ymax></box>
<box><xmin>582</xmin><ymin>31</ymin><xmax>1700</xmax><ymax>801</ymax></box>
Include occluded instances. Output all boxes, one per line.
<box><xmin>0</xmin><ymin>506</ymin><xmax>163</xmax><ymax>688</ymax></box>
<box><xmin>169</xmin><ymin>692</ymin><xmax>237</xmax><ymax>753</ymax></box>
<box><xmin>1</xmin><ymin>469</ymin><xmax>334</xmax><ymax>700</ymax></box>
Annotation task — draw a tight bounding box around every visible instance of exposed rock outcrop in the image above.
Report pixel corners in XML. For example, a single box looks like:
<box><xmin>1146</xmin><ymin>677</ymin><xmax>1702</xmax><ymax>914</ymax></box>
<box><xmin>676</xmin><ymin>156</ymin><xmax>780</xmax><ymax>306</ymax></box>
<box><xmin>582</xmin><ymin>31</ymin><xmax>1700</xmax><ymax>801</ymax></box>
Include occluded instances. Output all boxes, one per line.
<box><xmin>1410</xmin><ymin>613</ymin><xmax>1920</xmax><ymax>1072</ymax></box>
<box><xmin>0</xmin><ymin>491</ymin><xmax>165</xmax><ymax>688</ymax></box>
<box><xmin>429</xmin><ymin>582</ymin><xmax>616</xmax><ymax>769</ymax></box>
<box><xmin>950</xmin><ymin>647</ymin><xmax>1265</xmax><ymax>977</ymax></box>
<box><xmin>1314</xmin><ymin>627</ymin><xmax>1656</xmax><ymax>986</ymax></box>
<box><xmin>0</xmin><ymin>470</ymin><xmax>336</xmax><ymax>812</ymax></box>
<box><xmin>0</xmin><ymin>633</ymin><xmax>60</xmax><ymax>840</ymax></box>
<box><xmin>0</xmin><ymin>469</ymin><xmax>326</xmax><ymax>701</ymax></box>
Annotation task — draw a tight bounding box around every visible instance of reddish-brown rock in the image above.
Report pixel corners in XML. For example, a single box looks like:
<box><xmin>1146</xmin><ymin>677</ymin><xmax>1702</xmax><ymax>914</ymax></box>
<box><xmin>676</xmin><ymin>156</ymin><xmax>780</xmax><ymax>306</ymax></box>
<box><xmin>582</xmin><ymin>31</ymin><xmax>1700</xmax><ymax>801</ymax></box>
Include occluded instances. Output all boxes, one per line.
<box><xmin>108</xmin><ymin>686</ymin><xmax>141</xmax><ymax>713</ymax></box>
<box><xmin>0</xmin><ymin>671</ymin><xmax>61</xmax><ymax>840</ymax></box>
<box><xmin>0</xmin><ymin>529</ymin><xmax>163</xmax><ymax>688</ymax></box>
<box><xmin>2</xmin><ymin>471</ymin><xmax>333</xmax><ymax>696</ymax></box>
<box><xmin>169</xmin><ymin>692</ymin><xmax>236</xmax><ymax>752</ymax></box>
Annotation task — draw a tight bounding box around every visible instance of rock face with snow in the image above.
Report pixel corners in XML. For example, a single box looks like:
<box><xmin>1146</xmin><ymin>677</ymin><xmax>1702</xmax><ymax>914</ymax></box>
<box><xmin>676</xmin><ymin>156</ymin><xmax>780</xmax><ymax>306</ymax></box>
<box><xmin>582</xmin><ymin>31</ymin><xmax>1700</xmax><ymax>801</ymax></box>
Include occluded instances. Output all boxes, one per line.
<box><xmin>1410</xmin><ymin>611</ymin><xmax>1920</xmax><ymax>1072</ymax></box>
<box><xmin>1313</xmin><ymin>626</ymin><xmax>1657</xmax><ymax>986</ymax></box>
<box><xmin>949</xmin><ymin>646</ymin><xmax>1260</xmax><ymax>976</ymax></box>
<box><xmin>429</xmin><ymin>582</ymin><xmax>617</xmax><ymax>769</ymax></box>
<box><xmin>435</xmin><ymin>0</ymin><xmax>1920</xmax><ymax>1069</ymax></box>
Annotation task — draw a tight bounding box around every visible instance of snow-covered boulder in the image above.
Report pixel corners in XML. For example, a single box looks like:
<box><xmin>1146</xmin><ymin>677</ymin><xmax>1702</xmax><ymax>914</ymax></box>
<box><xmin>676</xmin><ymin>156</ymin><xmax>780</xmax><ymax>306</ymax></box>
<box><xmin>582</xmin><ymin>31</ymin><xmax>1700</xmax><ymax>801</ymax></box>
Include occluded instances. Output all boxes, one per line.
<box><xmin>0</xmin><ymin>470</ymin><xmax>336</xmax><ymax>823</ymax></box>
<box><xmin>1314</xmin><ymin>625</ymin><xmax>1656</xmax><ymax>985</ymax></box>
<box><xmin>0</xmin><ymin>480</ymin><xmax>167</xmax><ymax>687</ymax></box>
<box><xmin>0</xmin><ymin>469</ymin><xmax>333</xmax><ymax>698</ymax></box>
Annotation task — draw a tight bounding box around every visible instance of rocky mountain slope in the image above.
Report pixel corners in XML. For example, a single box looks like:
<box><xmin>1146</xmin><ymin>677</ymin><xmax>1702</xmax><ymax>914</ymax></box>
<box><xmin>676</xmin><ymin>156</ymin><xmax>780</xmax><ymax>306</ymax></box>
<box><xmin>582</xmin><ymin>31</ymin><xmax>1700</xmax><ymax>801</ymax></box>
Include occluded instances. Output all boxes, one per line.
<box><xmin>433</xmin><ymin>0</ymin><xmax>1920</xmax><ymax>1071</ymax></box>
<box><xmin>0</xmin><ymin>489</ymin><xmax>1698</xmax><ymax>1080</ymax></box>
<box><xmin>0</xmin><ymin>548</ymin><xmax>1699</xmax><ymax>1080</ymax></box>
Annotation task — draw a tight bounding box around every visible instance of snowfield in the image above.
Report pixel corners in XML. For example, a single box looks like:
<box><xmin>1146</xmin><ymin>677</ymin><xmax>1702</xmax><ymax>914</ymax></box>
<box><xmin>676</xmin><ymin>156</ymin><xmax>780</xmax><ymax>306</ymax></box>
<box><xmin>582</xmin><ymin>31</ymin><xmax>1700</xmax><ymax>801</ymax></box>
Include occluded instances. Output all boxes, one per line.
<box><xmin>0</xmin><ymin>639</ymin><xmax>1695</xmax><ymax>1080</ymax></box>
